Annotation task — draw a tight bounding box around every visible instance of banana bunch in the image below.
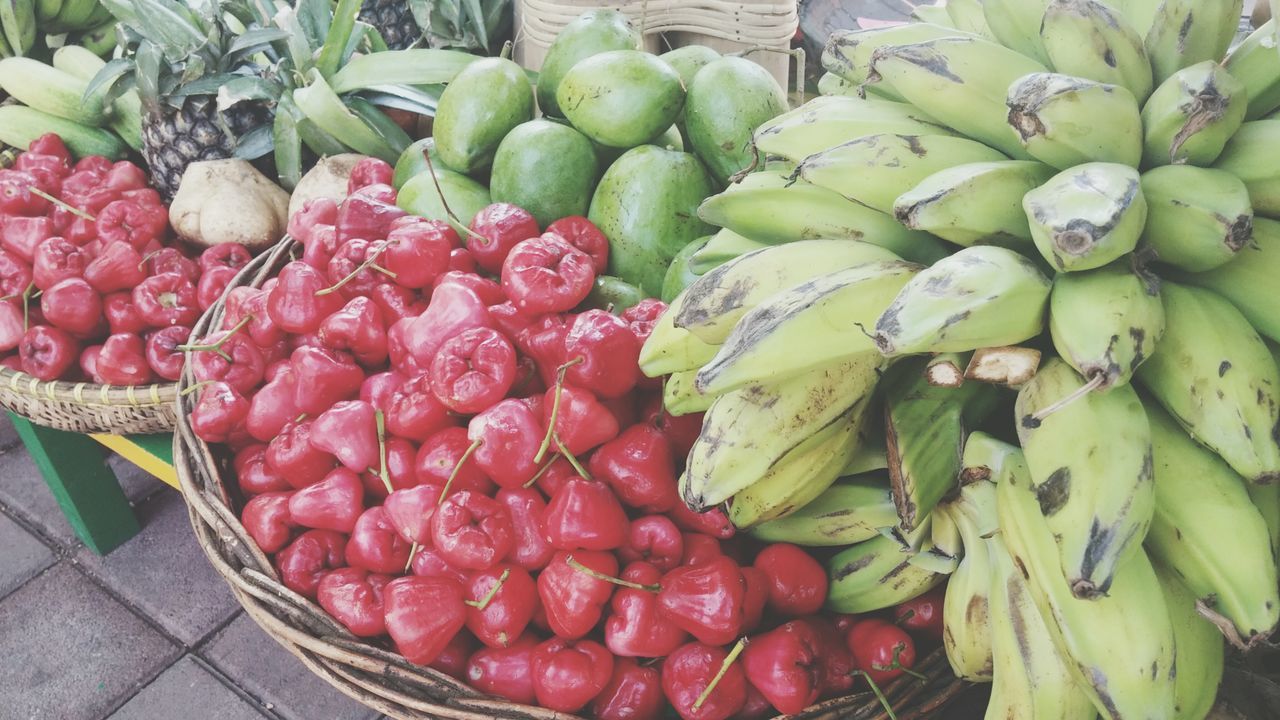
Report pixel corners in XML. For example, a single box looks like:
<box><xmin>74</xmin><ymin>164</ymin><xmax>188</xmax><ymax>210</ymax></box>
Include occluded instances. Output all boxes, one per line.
<box><xmin>0</xmin><ymin>47</ymin><xmax>141</xmax><ymax>157</ymax></box>
<box><xmin>643</xmin><ymin>4</ymin><xmax>1280</xmax><ymax>717</ymax></box>
<box><xmin>0</xmin><ymin>0</ymin><xmax>112</xmax><ymax>58</ymax></box>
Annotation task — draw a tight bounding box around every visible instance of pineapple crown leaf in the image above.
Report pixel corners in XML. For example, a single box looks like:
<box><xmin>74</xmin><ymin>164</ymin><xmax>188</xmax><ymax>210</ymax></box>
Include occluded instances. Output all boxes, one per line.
<box><xmin>129</xmin><ymin>0</ymin><xmax>212</xmax><ymax>63</ymax></box>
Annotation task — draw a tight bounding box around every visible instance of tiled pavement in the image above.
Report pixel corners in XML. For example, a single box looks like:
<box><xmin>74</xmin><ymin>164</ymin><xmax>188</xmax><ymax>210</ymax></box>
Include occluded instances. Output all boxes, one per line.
<box><xmin>0</xmin><ymin>414</ymin><xmax>382</xmax><ymax>720</ymax></box>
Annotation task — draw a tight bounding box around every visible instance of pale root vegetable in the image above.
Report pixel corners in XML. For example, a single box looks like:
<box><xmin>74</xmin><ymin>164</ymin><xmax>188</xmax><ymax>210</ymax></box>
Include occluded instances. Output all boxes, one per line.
<box><xmin>170</xmin><ymin>160</ymin><xmax>290</xmax><ymax>252</ymax></box>
<box><xmin>288</xmin><ymin>153</ymin><xmax>367</xmax><ymax>218</ymax></box>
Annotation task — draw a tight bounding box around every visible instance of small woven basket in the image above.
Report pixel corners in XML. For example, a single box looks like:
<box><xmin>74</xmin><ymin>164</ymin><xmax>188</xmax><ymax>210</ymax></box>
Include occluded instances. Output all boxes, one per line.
<box><xmin>176</xmin><ymin>237</ymin><xmax>969</xmax><ymax>719</ymax></box>
<box><xmin>0</xmin><ymin>143</ymin><xmax>181</xmax><ymax>434</ymax></box>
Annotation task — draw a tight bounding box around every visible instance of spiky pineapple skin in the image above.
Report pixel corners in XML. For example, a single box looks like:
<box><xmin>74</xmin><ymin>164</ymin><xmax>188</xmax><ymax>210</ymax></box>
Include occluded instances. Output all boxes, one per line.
<box><xmin>140</xmin><ymin>97</ymin><xmax>270</xmax><ymax>200</ymax></box>
<box><xmin>360</xmin><ymin>0</ymin><xmax>421</xmax><ymax>50</ymax></box>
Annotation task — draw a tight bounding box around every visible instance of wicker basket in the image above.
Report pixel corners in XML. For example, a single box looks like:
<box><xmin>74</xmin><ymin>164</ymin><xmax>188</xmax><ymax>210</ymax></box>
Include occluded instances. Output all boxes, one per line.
<box><xmin>176</xmin><ymin>237</ymin><xmax>969</xmax><ymax>719</ymax></box>
<box><xmin>0</xmin><ymin>142</ymin><xmax>183</xmax><ymax>435</ymax></box>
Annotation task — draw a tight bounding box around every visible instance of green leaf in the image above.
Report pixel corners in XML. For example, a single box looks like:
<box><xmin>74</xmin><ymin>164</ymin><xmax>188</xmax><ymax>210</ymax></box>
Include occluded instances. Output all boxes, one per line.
<box><xmin>358</xmin><ymin>85</ymin><xmax>441</xmax><ymax>115</ymax></box>
<box><xmin>227</xmin><ymin>28</ymin><xmax>290</xmax><ymax>59</ymax></box>
<box><xmin>364</xmin><ymin>23</ymin><xmax>390</xmax><ymax>53</ymax></box>
<box><xmin>345</xmin><ymin>95</ymin><xmax>412</xmax><ymax>157</ymax></box>
<box><xmin>180</xmin><ymin>55</ymin><xmax>207</xmax><ymax>84</ymax></box>
<box><xmin>233</xmin><ymin>123</ymin><xmax>274</xmax><ymax>160</ymax></box>
<box><xmin>459</xmin><ymin>0</ymin><xmax>488</xmax><ymax>53</ymax></box>
<box><xmin>272</xmin><ymin>107</ymin><xmax>302</xmax><ymax>190</ymax></box>
<box><xmin>294</xmin><ymin>0</ymin><xmax>330</xmax><ymax>48</ymax></box>
<box><xmin>340</xmin><ymin>21</ymin><xmax>368</xmax><ymax>67</ymax></box>
<box><xmin>99</xmin><ymin>0</ymin><xmax>139</xmax><ymax>24</ymax></box>
<box><xmin>316</xmin><ymin>0</ymin><xmax>363</xmax><ymax>79</ymax></box>
<box><xmin>329</xmin><ymin>49</ymin><xmax>478</xmax><ymax>93</ymax></box>
<box><xmin>293</xmin><ymin>69</ymin><xmax>396</xmax><ymax>160</ymax></box>
<box><xmin>133</xmin><ymin>40</ymin><xmax>162</xmax><ymax>105</ymax></box>
<box><xmin>166</xmin><ymin>72</ymin><xmax>245</xmax><ymax>97</ymax></box>
<box><xmin>84</xmin><ymin>58</ymin><xmax>135</xmax><ymax>106</ymax></box>
<box><xmin>274</xmin><ymin>8</ymin><xmax>317</xmax><ymax>74</ymax></box>
<box><xmin>131</xmin><ymin>0</ymin><xmax>208</xmax><ymax>62</ymax></box>
<box><xmin>216</xmin><ymin>75</ymin><xmax>282</xmax><ymax>110</ymax></box>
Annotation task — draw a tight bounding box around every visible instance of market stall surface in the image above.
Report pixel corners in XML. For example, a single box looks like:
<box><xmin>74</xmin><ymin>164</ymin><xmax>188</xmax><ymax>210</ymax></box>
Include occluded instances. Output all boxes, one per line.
<box><xmin>0</xmin><ymin>415</ymin><xmax>384</xmax><ymax>720</ymax></box>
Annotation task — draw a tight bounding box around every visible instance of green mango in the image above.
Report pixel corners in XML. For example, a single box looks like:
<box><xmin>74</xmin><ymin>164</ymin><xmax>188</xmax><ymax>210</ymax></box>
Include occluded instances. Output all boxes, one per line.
<box><xmin>433</xmin><ymin>57</ymin><xmax>534</xmax><ymax>175</ymax></box>
<box><xmin>558</xmin><ymin>50</ymin><xmax>686</xmax><ymax>148</ymax></box>
<box><xmin>536</xmin><ymin>9</ymin><xmax>641</xmax><ymax>117</ymax></box>
<box><xmin>685</xmin><ymin>57</ymin><xmax>789</xmax><ymax>184</ymax></box>
<box><xmin>588</xmin><ymin>145</ymin><xmax>716</xmax><ymax>295</ymax></box>
<box><xmin>592</xmin><ymin>124</ymin><xmax>682</xmax><ymax>166</ymax></box>
<box><xmin>582</xmin><ymin>275</ymin><xmax>647</xmax><ymax>312</ymax></box>
<box><xmin>491</xmin><ymin>119</ymin><xmax>599</xmax><ymax>227</ymax></box>
<box><xmin>393</xmin><ymin>137</ymin><xmax>434</xmax><ymax>189</ymax></box>
<box><xmin>660</xmin><ymin>45</ymin><xmax>721</xmax><ymax>89</ymax></box>
<box><xmin>662</xmin><ymin>235</ymin><xmax>711</xmax><ymax>302</ymax></box>
<box><xmin>396</xmin><ymin>165</ymin><xmax>492</xmax><ymax>233</ymax></box>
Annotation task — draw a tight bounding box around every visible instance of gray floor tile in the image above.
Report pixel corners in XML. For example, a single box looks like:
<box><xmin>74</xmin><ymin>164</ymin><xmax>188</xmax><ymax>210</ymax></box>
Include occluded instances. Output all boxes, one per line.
<box><xmin>0</xmin><ymin>563</ymin><xmax>179</xmax><ymax>720</ymax></box>
<box><xmin>201</xmin><ymin>615</ymin><xmax>379</xmax><ymax>720</ymax></box>
<box><xmin>107</xmin><ymin>454</ymin><xmax>167</xmax><ymax>504</ymax></box>
<box><xmin>0</xmin><ymin>414</ymin><xmax>17</xmax><ymax>451</ymax></box>
<box><xmin>108</xmin><ymin>655</ymin><xmax>269</xmax><ymax>720</ymax></box>
<box><xmin>76</xmin><ymin>491</ymin><xmax>239</xmax><ymax>647</ymax></box>
<box><xmin>0</xmin><ymin>511</ymin><xmax>53</xmax><ymax>599</ymax></box>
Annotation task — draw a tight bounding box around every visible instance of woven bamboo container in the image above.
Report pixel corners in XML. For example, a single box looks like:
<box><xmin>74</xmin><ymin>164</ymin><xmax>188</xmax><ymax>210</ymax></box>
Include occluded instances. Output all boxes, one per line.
<box><xmin>175</xmin><ymin>237</ymin><xmax>969</xmax><ymax>719</ymax></box>
<box><xmin>0</xmin><ymin>144</ymin><xmax>181</xmax><ymax>434</ymax></box>
<box><xmin>514</xmin><ymin>0</ymin><xmax>799</xmax><ymax>88</ymax></box>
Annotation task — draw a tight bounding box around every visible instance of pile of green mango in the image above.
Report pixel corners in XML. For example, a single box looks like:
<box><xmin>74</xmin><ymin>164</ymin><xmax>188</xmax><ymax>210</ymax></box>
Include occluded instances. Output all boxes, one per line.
<box><xmin>393</xmin><ymin>9</ymin><xmax>791</xmax><ymax>301</ymax></box>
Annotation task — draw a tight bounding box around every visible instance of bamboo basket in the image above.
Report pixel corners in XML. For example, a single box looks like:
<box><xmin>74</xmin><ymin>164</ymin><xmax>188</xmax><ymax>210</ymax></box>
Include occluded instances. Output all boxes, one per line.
<box><xmin>0</xmin><ymin>143</ymin><xmax>181</xmax><ymax>434</ymax></box>
<box><xmin>514</xmin><ymin>0</ymin><xmax>799</xmax><ymax>87</ymax></box>
<box><xmin>175</xmin><ymin>237</ymin><xmax>970</xmax><ymax>719</ymax></box>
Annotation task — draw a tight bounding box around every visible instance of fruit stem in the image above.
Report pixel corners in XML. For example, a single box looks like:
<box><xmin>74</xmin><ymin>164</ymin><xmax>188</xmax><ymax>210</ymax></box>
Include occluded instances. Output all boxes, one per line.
<box><xmin>1029</xmin><ymin>374</ymin><xmax>1105</xmax><ymax>422</ymax></box>
<box><xmin>871</xmin><ymin>643</ymin><xmax>926</xmax><ymax>681</ymax></box>
<box><xmin>29</xmin><ymin>186</ymin><xmax>95</xmax><ymax>221</ymax></box>
<box><xmin>177</xmin><ymin>314</ymin><xmax>254</xmax><ymax>361</ymax></box>
<box><xmin>404</xmin><ymin>541</ymin><xmax>418</xmax><ymax>573</ymax></box>
<box><xmin>420</xmin><ymin>147</ymin><xmax>495</xmax><ymax>247</ymax></box>
<box><xmin>694</xmin><ymin>637</ymin><xmax>749</xmax><ymax>711</ymax></box>
<box><xmin>565</xmin><ymin>555</ymin><xmax>660</xmax><ymax>592</ymax></box>
<box><xmin>375</xmin><ymin>408</ymin><xmax>394</xmax><ymax>495</ymax></box>
<box><xmin>534</xmin><ymin>356</ymin><xmax>585</xmax><ymax>463</ymax></box>
<box><xmin>178</xmin><ymin>380</ymin><xmax>215</xmax><ymax>397</ymax></box>
<box><xmin>438</xmin><ymin>437</ymin><xmax>482</xmax><ymax>504</ymax></box>
<box><xmin>465</xmin><ymin>568</ymin><xmax>510</xmax><ymax>610</ymax></box>
<box><xmin>855</xmin><ymin>671</ymin><xmax>899</xmax><ymax>720</ymax></box>
<box><xmin>316</xmin><ymin>244</ymin><xmax>396</xmax><ymax>296</ymax></box>
<box><xmin>523</xmin><ymin>455</ymin><xmax>560</xmax><ymax>489</ymax></box>
<box><xmin>554</xmin><ymin>434</ymin><xmax>591</xmax><ymax>481</ymax></box>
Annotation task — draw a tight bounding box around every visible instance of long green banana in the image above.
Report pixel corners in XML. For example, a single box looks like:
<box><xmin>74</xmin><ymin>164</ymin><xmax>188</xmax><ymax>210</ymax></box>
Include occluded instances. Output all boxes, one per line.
<box><xmin>1039</xmin><ymin>0</ymin><xmax>1153</xmax><ymax>102</ymax></box>
<box><xmin>893</xmin><ymin>160</ymin><xmax>1056</xmax><ymax>247</ymax></box>
<box><xmin>1048</xmin><ymin>262</ymin><xmax>1164</xmax><ymax>391</ymax></box>
<box><xmin>747</xmin><ymin>475</ymin><xmax>898</xmax><ymax>546</ymax></box>
<box><xmin>1006</xmin><ymin>73</ymin><xmax>1143</xmax><ymax>169</ymax></box>
<box><xmin>1140</xmin><ymin>165</ymin><xmax>1253</xmax><ymax>272</ymax></box>
<box><xmin>826</xmin><ymin>526</ymin><xmax>945</xmax><ymax>613</ymax></box>
<box><xmin>1141</xmin><ymin>61</ymin><xmax>1247</xmax><ymax>168</ymax></box>
<box><xmin>1151</xmin><ymin>558</ymin><xmax>1226</xmax><ymax>720</ymax></box>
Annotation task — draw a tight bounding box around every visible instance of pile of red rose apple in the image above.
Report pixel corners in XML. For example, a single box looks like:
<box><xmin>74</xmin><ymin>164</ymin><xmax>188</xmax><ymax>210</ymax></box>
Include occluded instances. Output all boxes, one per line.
<box><xmin>0</xmin><ymin>135</ymin><xmax>250</xmax><ymax>383</ymax></box>
<box><xmin>188</xmin><ymin>155</ymin><xmax>938</xmax><ymax>720</ymax></box>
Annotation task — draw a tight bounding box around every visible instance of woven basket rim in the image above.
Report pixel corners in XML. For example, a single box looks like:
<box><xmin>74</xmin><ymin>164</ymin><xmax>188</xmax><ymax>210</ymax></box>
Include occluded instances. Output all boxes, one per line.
<box><xmin>174</xmin><ymin>236</ymin><xmax>970</xmax><ymax>719</ymax></box>
<box><xmin>0</xmin><ymin>368</ymin><xmax>178</xmax><ymax>407</ymax></box>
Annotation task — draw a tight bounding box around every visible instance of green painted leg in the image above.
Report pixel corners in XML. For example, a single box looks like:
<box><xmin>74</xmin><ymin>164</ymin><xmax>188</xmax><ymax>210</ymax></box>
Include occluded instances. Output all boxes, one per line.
<box><xmin>8</xmin><ymin>413</ymin><xmax>139</xmax><ymax>555</ymax></box>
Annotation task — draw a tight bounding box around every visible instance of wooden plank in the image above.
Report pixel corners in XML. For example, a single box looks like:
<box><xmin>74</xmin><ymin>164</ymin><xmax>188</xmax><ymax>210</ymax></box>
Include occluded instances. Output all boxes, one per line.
<box><xmin>91</xmin><ymin>433</ymin><xmax>178</xmax><ymax>491</ymax></box>
<box><xmin>9</xmin><ymin>413</ymin><xmax>140</xmax><ymax>555</ymax></box>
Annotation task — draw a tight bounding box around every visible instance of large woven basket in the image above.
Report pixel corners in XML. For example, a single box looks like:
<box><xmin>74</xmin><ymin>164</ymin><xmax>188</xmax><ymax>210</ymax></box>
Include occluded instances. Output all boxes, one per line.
<box><xmin>0</xmin><ymin>143</ymin><xmax>181</xmax><ymax>434</ymax></box>
<box><xmin>176</xmin><ymin>237</ymin><xmax>969</xmax><ymax>719</ymax></box>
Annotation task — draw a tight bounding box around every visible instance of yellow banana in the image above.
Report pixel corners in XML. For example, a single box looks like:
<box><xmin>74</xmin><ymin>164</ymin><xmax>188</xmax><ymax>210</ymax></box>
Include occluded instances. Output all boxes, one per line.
<box><xmin>938</xmin><ymin>466</ymin><xmax>999</xmax><ymax>682</ymax></box>
<box><xmin>1015</xmin><ymin>357</ymin><xmax>1155</xmax><ymax>599</ymax></box>
<box><xmin>686</xmin><ymin>228</ymin><xmax>770</xmax><ymax>274</ymax></box>
<box><xmin>662</xmin><ymin>369</ymin><xmax>716</xmax><ymax>417</ymax></box>
<box><xmin>1024</xmin><ymin>162</ymin><xmax>1147</xmax><ymax>272</ymax></box>
<box><xmin>1136</xmin><ymin>280</ymin><xmax>1280</xmax><ymax>484</ymax></box>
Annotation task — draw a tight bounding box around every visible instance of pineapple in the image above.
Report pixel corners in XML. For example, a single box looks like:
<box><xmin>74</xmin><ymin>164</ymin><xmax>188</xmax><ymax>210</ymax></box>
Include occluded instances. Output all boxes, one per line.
<box><xmin>401</xmin><ymin>0</ymin><xmax>514</xmax><ymax>54</ymax></box>
<box><xmin>360</xmin><ymin>0</ymin><xmax>424</xmax><ymax>50</ymax></box>
<box><xmin>91</xmin><ymin>0</ymin><xmax>273</xmax><ymax>199</ymax></box>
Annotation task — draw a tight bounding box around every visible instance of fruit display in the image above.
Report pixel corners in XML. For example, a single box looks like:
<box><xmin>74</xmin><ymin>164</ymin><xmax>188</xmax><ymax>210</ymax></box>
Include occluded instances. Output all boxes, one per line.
<box><xmin>632</xmin><ymin>2</ymin><xmax>1280</xmax><ymax>718</ymax></box>
<box><xmin>0</xmin><ymin>134</ymin><xmax>250</xmax><ymax>384</ymax></box>
<box><xmin>395</xmin><ymin>8</ymin><xmax>791</xmax><ymax>299</ymax></box>
<box><xmin>0</xmin><ymin>0</ymin><xmax>116</xmax><ymax>59</ymax></box>
<box><xmin>187</xmin><ymin>158</ymin><xmax>957</xmax><ymax>719</ymax></box>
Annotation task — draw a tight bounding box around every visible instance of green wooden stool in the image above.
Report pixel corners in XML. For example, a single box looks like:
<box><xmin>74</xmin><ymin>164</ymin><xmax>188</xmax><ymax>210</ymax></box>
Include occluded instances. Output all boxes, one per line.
<box><xmin>8</xmin><ymin>411</ymin><xmax>176</xmax><ymax>555</ymax></box>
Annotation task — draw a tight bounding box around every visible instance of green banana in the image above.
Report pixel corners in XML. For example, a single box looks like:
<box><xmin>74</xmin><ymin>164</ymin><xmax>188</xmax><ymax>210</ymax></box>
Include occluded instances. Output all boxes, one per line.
<box><xmin>872</xmin><ymin>246</ymin><xmax>1052</xmax><ymax>358</ymax></box>
<box><xmin>687</xmin><ymin>228</ymin><xmax>771</xmax><ymax>274</ymax></box>
<box><xmin>681</xmin><ymin>354</ymin><xmax>881</xmax><ymax>511</ymax></box>
<box><xmin>816</xmin><ymin>72</ymin><xmax>860</xmax><ymax>97</ymax></box>
<box><xmin>1048</xmin><ymin>263</ymin><xmax>1164</xmax><ymax>392</ymax></box>
<box><xmin>938</xmin><ymin>468</ymin><xmax>998</xmax><ymax>681</ymax></box>
<box><xmin>883</xmin><ymin>354</ymin><xmax>997</xmax><ymax>530</ymax></box>
<box><xmin>1141</xmin><ymin>60</ymin><xmax>1247</xmax><ymax>167</ymax></box>
<box><xmin>752</xmin><ymin>95</ymin><xmax>954</xmax><ymax>162</ymax></box>
<box><xmin>983</xmin><ymin>0</ymin><xmax>1051</xmax><ymax>65</ymax></box>
<box><xmin>724</xmin><ymin>398</ymin><xmax>869</xmax><ymax>528</ymax></box>
<box><xmin>47</xmin><ymin>0</ymin><xmax>98</xmax><ymax>33</ymax></box>
<box><xmin>1177</xmin><ymin>217</ymin><xmax>1280</xmax><ymax>343</ymax></box>
<box><xmin>985</xmin><ymin>534</ymin><xmax>1097</xmax><ymax>720</ymax></box>
<box><xmin>696</xmin><ymin>176</ymin><xmax>948</xmax><ymax>263</ymax></box>
<box><xmin>826</xmin><ymin>525</ymin><xmax>946</xmax><ymax>614</ymax></box>
<box><xmin>1039</xmin><ymin>0</ymin><xmax>1154</xmax><ymax>103</ymax></box>
<box><xmin>1111</xmin><ymin>0</ymin><xmax>1163</xmax><ymax>36</ymax></box>
<box><xmin>638</xmin><ymin>293</ymin><xmax>719</xmax><ymax>377</ymax></box>
<box><xmin>747</xmin><ymin>475</ymin><xmax>898</xmax><ymax>546</ymax></box>
<box><xmin>892</xmin><ymin>160</ymin><xmax>1056</xmax><ymax>247</ymax></box>
<box><xmin>693</xmin><ymin>260</ymin><xmax>918</xmax><ymax>395</ymax></box>
<box><xmin>944</xmin><ymin>0</ymin><xmax>995</xmax><ymax>39</ymax></box>
<box><xmin>845</xmin><ymin>416</ymin><xmax>889</xmax><ymax>476</ymax></box>
<box><xmin>1023</xmin><ymin>162</ymin><xmax>1147</xmax><ymax>272</ymax></box>
<box><xmin>1015</xmin><ymin>358</ymin><xmax>1155</xmax><ymax>598</ymax></box>
<box><xmin>997</xmin><ymin>448</ymin><xmax>1177</xmax><ymax>720</ymax></box>
<box><xmin>1136</xmin><ymin>280</ymin><xmax>1280</xmax><ymax>484</ymax></box>
<box><xmin>662</xmin><ymin>368</ymin><xmax>716</xmax><ymax>417</ymax></box>
<box><xmin>0</xmin><ymin>104</ymin><xmax>127</xmax><ymax>159</ymax></box>
<box><xmin>34</xmin><ymin>0</ymin><xmax>60</xmax><ymax>23</ymax></box>
<box><xmin>1140</xmin><ymin>165</ymin><xmax>1253</xmax><ymax>272</ymax></box>
<box><xmin>1248</xmin><ymin>481</ymin><xmax>1280</xmax><ymax>561</ymax></box>
<box><xmin>821</xmin><ymin>23</ymin><xmax>970</xmax><ymax>98</ymax></box>
<box><xmin>1224</xmin><ymin>19</ymin><xmax>1280</xmax><ymax>121</ymax></box>
<box><xmin>866</xmin><ymin>36</ymin><xmax>1046</xmax><ymax>159</ymax></box>
<box><xmin>796</xmin><ymin>132</ymin><xmax>1010</xmax><ymax>215</ymax></box>
<box><xmin>73</xmin><ymin>19</ymin><xmax>117</xmax><ymax>57</ymax></box>
<box><xmin>0</xmin><ymin>0</ymin><xmax>35</xmax><ymax>56</ymax></box>
<box><xmin>1144</xmin><ymin>0</ymin><xmax>1243</xmax><ymax>86</ymax></box>
<box><xmin>1145</xmin><ymin>401</ymin><xmax>1280</xmax><ymax>647</ymax></box>
<box><xmin>1213</xmin><ymin>120</ymin><xmax>1280</xmax><ymax>218</ymax></box>
<box><xmin>671</xmin><ymin>239</ymin><xmax>901</xmax><ymax>345</ymax></box>
<box><xmin>1006</xmin><ymin>73</ymin><xmax>1143</xmax><ymax>170</ymax></box>
<box><xmin>1151</xmin><ymin>559</ymin><xmax>1226</xmax><ymax>720</ymax></box>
